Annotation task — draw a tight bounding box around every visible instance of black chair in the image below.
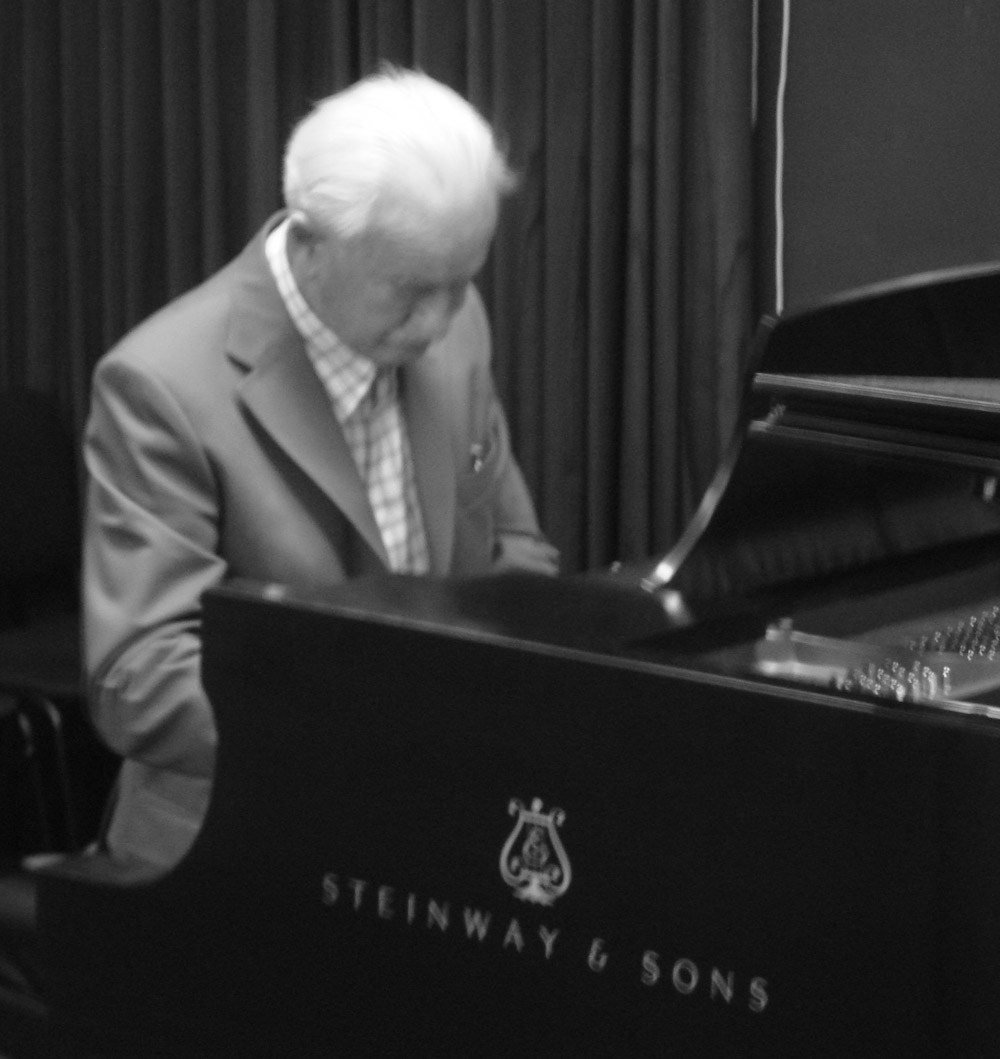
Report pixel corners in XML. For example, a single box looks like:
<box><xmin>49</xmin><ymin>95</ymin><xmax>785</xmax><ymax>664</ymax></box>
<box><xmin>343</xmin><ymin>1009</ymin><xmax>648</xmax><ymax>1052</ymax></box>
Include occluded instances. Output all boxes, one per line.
<box><xmin>0</xmin><ymin>389</ymin><xmax>107</xmax><ymax>855</ymax></box>
<box><xmin>0</xmin><ymin>388</ymin><xmax>113</xmax><ymax>1055</ymax></box>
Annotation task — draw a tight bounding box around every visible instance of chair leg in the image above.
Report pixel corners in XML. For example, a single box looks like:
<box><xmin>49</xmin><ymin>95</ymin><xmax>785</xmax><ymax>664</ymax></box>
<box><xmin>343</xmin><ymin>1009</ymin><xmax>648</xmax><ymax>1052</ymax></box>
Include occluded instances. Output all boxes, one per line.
<box><xmin>10</xmin><ymin>696</ymin><xmax>79</xmax><ymax>853</ymax></box>
<box><xmin>14</xmin><ymin>710</ymin><xmax>54</xmax><ymax>852</ymax></box>
<box><xmin>24</xmin><ymin>697</ymin><xmax>78</xmax><ymax>851</ymax></box>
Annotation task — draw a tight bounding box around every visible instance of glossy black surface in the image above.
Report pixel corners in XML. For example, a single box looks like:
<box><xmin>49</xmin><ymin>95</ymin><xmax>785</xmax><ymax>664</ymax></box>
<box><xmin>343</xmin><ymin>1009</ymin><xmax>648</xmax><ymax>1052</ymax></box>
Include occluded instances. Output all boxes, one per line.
<box><xmin>27</xmin><ymin>577</ymin><xmax>1000</xmax><ymax>1057</ymax></box>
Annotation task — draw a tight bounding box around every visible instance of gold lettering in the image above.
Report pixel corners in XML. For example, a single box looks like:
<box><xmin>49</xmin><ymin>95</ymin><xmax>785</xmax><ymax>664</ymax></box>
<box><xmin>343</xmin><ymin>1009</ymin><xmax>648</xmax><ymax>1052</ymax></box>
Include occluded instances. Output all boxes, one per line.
<box><xmin>320</xmin><ymin>867</ymin><xmax>769</xmax><ymax>1013</ymax></box>
<box><xmin>320</xmin><ymin>872</ymin><xmax>339</xmax><ymax>906</ymax></box>
<box><xmin>587</xmin><ymin>938</ymin><xmax>608</xmax><ymax>972</ymax></box>
<box><xmin>749</xmin><ymin>976</ymin><xmax>770</xmax><ymax>1013</ymax></box>
<box><xmin>672</xmin><ymin>958</ymin><xmax>698</xmax><ymax>995</ymax></box>
<box><xmin>347</xmin><ymin>878</ymin><xmax>367</xmax><ymax>911</ymax></box>
<box><xmin>503</xmin><ymin>918</ymin><xmax>525</xmax><ymax>952</ymax></box>
<box><xmin>709</xmin><ymin>968</ymin><xmax>734</xmax><ymax>1003</ymax></box>
<box><xmin>537</xmin><ymin>926</ymin><xmax>559</xmax><ymax>960</ymax></box>
<box><xmin>463</xmin><ymin>908</ymin><xmax>492</xmax><ymax>941</ymax></box>
<box><xmin>427</xmin><ymin>900</ymin><xmax>450</xmax><ymax>932</ymax></box>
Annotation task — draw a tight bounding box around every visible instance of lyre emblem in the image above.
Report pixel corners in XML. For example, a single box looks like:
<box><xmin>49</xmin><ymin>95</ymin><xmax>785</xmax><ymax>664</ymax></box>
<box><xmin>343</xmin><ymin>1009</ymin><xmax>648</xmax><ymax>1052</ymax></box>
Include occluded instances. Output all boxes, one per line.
<box><xmin>499</xmin><ymin>798</ymin><xmax>572</xmax><ymax>906</ymax></box>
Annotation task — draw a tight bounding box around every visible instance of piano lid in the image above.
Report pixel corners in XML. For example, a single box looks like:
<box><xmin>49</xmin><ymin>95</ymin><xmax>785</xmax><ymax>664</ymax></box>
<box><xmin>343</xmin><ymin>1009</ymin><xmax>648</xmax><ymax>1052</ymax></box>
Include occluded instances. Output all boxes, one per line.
<box><xmin>633</xmin><ymin>263</ymin><xmax>1000</xmax><ymax>613</ymax></box>
<box><xmin>632</xmin><ymin>0</ymin><xmax>1000</xmax><ymax>614</ymax></box>
<box><xmin>757</xmin><ymin>0</ymin><xmax>1000</xmax><ymax>316</ymax></box>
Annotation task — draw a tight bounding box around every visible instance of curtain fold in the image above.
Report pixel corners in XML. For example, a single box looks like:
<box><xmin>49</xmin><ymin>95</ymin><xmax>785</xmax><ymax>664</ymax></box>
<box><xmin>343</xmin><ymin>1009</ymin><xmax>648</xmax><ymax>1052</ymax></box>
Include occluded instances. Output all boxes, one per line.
<box><xmin>1</xmin><ymin>0</ymin><xmax>756</xmax><ymax>574</ymax></box>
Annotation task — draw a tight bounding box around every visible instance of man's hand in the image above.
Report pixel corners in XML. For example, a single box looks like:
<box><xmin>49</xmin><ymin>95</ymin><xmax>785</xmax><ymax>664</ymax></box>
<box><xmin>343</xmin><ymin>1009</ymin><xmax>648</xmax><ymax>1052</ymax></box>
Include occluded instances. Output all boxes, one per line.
<box><xmin>492</xmin><ymin>532</ymin><xmax>560</xmax><ymax>576</ymax></box>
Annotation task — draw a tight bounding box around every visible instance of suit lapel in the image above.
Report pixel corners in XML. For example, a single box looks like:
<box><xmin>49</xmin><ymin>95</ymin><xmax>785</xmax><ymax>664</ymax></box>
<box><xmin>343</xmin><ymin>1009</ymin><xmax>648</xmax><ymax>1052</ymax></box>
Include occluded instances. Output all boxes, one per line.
<box><xmin>239</xmin><ymin>342</ymin><xmax>388</xmax><ymax>565</ymax></box>
<box><xmin>224</xmin><ymin>219</ymin><xmax>388</xmax><ymax>566</ymax></box>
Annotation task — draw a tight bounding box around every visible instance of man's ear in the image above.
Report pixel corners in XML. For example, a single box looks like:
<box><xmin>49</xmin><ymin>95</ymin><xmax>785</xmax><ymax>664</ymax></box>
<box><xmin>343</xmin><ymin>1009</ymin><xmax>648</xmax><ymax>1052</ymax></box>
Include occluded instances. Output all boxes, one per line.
<box><xmin>285</xmin><ymin>212</ymin><xmax>329</xmax><ymax>291</ymax></box>
<box><xmin>287</xmin><ymin>210</ymin><xmax>316</xmax><ymax>244</ymax></box>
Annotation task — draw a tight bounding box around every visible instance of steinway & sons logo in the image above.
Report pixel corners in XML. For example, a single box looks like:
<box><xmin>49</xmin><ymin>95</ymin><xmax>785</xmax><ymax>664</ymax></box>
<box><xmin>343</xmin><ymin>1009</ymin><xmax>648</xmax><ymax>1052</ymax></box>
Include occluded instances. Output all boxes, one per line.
<box><xmin>319</xmin><ymin>795</ymin><xmax>770</xmax><ymax>1015</ymax></box>
<box><xmin>499</xmin><ymin>797</ymin><xmax>571</xmax><ymax>906</ymax></box>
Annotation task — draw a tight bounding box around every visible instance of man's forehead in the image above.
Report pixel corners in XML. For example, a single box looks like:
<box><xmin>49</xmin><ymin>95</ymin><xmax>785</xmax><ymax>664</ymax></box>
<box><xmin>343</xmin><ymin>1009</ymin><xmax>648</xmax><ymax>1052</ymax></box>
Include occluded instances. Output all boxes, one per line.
<box><xmin>360</xmin><ymin>220</ymin><xmax>494</xmax><ymax>285</ymax></box>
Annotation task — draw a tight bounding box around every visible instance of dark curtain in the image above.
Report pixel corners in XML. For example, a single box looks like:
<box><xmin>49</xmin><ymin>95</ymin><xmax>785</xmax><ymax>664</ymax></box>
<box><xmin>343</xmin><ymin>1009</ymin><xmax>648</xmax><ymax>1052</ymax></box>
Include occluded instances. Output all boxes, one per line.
<box><xmin>0</xmin><ymin>0</ymin><xmax>755</xmax><ymax>574</ymax></box>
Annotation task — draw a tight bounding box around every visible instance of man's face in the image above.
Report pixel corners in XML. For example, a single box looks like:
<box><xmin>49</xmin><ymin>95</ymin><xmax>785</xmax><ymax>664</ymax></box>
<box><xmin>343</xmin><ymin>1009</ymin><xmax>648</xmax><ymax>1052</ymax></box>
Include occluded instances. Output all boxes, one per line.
<box><xmin>293</xmin><ymin>209</ymin><xmax>496</xmax><ymax>367</ymax></box>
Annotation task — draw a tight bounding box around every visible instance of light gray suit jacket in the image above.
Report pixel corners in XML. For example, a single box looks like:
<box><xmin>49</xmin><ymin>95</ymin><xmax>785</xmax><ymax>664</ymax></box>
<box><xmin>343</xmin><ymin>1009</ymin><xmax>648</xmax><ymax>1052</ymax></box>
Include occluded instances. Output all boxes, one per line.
<box><xmin>84</xmin><ymin>215</ymin><xmax>543</xmax><ymax>868</ymax></box>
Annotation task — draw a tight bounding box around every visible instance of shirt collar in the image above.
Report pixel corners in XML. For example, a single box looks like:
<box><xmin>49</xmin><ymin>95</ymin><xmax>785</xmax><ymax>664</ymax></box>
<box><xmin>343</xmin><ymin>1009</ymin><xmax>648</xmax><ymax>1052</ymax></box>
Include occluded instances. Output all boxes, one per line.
<box><xmin>265</xmin><ymin>216</ymin><xmax>379</xmax><ymax>420</ymax></box>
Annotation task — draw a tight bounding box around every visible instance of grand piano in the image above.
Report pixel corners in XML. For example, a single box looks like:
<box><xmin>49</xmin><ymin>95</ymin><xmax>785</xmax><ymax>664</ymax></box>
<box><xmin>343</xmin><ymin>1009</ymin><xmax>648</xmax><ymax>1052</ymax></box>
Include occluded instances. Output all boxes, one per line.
<box><xmin>7</xmin><ymin>2</ymin><xmax>1000</xmax><ymax>1056</ymax></box>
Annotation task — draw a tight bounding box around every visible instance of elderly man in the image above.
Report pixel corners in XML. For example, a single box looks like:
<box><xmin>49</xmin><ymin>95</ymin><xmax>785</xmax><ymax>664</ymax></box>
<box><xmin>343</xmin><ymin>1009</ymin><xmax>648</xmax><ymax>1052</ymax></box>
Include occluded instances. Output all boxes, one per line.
<box><xmin>83</xmin><ymin>67</ymin><xmax>558</xmax><ymax>869</ymax></box>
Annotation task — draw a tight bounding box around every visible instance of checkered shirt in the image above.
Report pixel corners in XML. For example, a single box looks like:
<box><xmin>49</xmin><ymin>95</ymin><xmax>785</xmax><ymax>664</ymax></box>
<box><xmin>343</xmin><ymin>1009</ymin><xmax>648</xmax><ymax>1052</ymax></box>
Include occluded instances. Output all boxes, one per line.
<box><xmin>265</xmin><ymin>219</ymin><xmax>430</xmax><ymax>574</ymax></box>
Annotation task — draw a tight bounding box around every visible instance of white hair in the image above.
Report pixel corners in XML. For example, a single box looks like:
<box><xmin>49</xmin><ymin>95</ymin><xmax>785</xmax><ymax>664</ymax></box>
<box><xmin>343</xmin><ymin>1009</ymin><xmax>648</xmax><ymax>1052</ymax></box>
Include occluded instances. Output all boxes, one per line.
<box><xmin>282</xmin><ymin>67</ymin><xmax>516</xmax><ymax>242</ymax></box>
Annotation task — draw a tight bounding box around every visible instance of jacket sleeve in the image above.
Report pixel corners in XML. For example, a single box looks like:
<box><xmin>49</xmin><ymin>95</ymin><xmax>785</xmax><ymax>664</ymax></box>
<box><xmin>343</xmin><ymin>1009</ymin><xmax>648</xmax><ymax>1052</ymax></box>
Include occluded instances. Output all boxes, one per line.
<box><xmin>488</xmin><ymin>398</ymin><xmax>559</xmax><ymax>575</ymax></box>
<box><xmin>492</xmin><ymin>413</ymin><xmax>542</xmax><ymax>535</ymax></box>
<box><xmin>447</xmin><ymin>291</ymin><xmax>557</xmax><ymax>575</ymax></box>
<box><xmin>83</xmin><ymin>354</ymin><xmax>225</xmax><ymax>777</ymax></box>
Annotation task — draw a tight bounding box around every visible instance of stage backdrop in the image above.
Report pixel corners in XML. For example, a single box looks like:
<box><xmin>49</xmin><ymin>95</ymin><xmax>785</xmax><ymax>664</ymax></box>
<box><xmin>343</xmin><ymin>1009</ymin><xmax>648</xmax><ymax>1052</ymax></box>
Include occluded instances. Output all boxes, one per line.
<box><xmin>755</xmin><ymin>0</ymin><xmax>1000</xmax><ymax>318</ymax></box>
